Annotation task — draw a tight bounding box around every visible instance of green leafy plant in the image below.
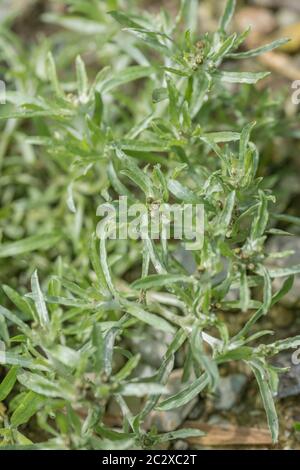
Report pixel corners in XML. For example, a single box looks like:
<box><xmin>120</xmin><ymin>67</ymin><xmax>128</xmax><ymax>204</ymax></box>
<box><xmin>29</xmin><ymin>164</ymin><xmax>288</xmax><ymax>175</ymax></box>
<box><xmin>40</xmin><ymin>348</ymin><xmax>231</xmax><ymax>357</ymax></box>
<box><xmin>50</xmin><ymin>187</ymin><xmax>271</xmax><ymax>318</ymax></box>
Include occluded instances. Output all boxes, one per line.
<box><xmin>0</xmin><ymin>0</ymin><xmax>300</xmax><ymax>449</ymax></box>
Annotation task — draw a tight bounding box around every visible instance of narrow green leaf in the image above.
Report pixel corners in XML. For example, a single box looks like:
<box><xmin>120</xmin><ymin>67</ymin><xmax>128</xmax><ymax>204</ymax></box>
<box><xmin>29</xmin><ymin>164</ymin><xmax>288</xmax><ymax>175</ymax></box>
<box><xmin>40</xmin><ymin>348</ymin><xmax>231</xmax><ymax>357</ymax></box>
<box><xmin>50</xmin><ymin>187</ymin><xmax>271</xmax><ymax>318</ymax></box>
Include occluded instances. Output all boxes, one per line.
<box><xmin>92</xmin><ymin>323</ymin><xmax>105</xmax><ymax>373</ymax></box>
<box><xmin>46</xmin><ymin>52</ymin><xmax>63</xmax><ymax>97</ymax></box>
<box><xmin>107</xmin><ymin>162</ymin><xmax>132</xmax><ymax>198</ymax></box>
<box><xmin>108</xmin><ymin>10</ymin><xmax>143</xmax><ymax>29</ymax></box>
<box><xmin>0</xmin><ymin>315</ymin><xmax>9</xmax><ymax>344</ymax></box>
<box><xmin>0</xmin><ymin>106</ymin><xmax>72</xmax><ymax>121</ymax></box>
<box><xmin>46</xmin><ymin>345</ymin><xmax>79</xmax><ymax>369</ymax></box>
<box><xmin>251</xmin><ymin>191</ymin><xmax>269</xmax><ymax>240</ymax></box>
<box><xmin>167</xmin><ymin>179</ymin><xmax>199</xmax><ymax>203</ymax></box>
<box><xmin>76</xmin><ymin>55</ymin><xmax>88</xmax><ymax>103</ymax></box>
<box><xmin>235</xmin><ymin>265</ymin><xmax>272</xmax><ymax>339</ymax></box>
<box><xmin>93</xmin><ymin>91</ymin><xmax>104</xmax><ymax>125</ymax></box>
<box><xmin>125</xmin><ymin>303</ymin><xmax>175</xmax><ymax>333</ymax></box>
<box><xmin>156</xmin><ymin>373</ymin><xmax>209</xmax><ymax>411</ymax></box>
<box><xmin>2</xmin><ymin>285</ymin><xmax>36</xmax><ymax>322</ymax></box>
<box><xmin>156</xmin><ymin>428</ymin><xmax>205</xmax><ymax>443</ymax></box>
<box><xmin>219</xmin><ymin>0</ymin><xmax>236</xmax><ymax>33</ymax></box>
<box><xmin>268</xmin><ymin>265</ymin><xmax>300</xmax><ymax>278</ymax></box>
<box><xmin>11</xmin><ymin>391</ymin><xmax>45</xmax><ymax>428</ymax></box>
<box><xmin>0</xmin><ymin>353</ymin><xmax>48</xmax><ymax>371</ymax></box>
<box><xmin>239</xmin><ymin>121</ymin><xmax>256</xmax><ymax>164</ymax></box>
<box><xmin>212</xmin><ymin>33</ymin><xmax>237</xmax><ymax>61</ymax></box>
<box><xmin>97</xmin><ymin>66</ymin><xmax>155</xmax><ymax>94</ymax></box>
<box><xmin>201</xmin><ymin>131</ymin><xmax>240</xmax><ymax>143</ymax></box>
<box><xmin>153</xmin><ymin>165</ymin><xmax>169</xmax><ymax>202</ymax></box>
<box><xmin>121</xmin><ymin>165</ymin><xmax>153</xmax><ymax>198</ymax></box>
<box><xmin>218</xmin><ymin>71</ymin><xmax>270</xmax><ymax>84</ymax></box>
<box><xmin>138</xmin><ymin>355</ymin><xmax>174</xmax><ymax>421</ymax></box>
<box><xmin>96</xmin><ymin>426</ymin><xmax>133</xmax><ymax>441</ymax></box>
<box><xmin>0</xmin><ymin>366</ymin><xmax>18</xmax><ymax>401</ymax></box>
<box><xmin>271</xmin><ymin>275</ymin><xmax>294</xmax><ymax>307</ymax></box>
<box><xmin>217</xmin><ymin>190</ymin><xmax>236</xmax><ymax>232</ymax></box>
<box><xmin>217</xmin><ymin>346</ymin><xmax>253</xmax><ymax>363</ymax></box>
<box><xmin>119</xmin><ymin>139</ymin><xmax>169</xmax><ymax>153</ymax></box>
<box><xmin>270</xmin><ymin>335</ymin><xmax>300</xmax><ymax>353</ymax></box>
<box><xmin>191</xmin><ymin>325</ymin><xmax>219</xmax><ymax>390</ymax></box>
<box><xmin>0</xmin><ymin>233</ymin><xmax>60</xmax><ymax>258</ymax></box>
<box><xmin>229</xmin><ymin>38</ymin><xmax>290</xmax><ymax>59</ymax></box>
<box><xmin>114</xmin><ymin>354</ymin><xmax>141</xmax><ymax>382</ymax></box>
<box><xmin>240</xmin><ymin>268</ymin><xmax>250</xmax><ymax>313</ymax></box>
<box><xmin>104</xmin><ymin>328</ymin><xmax>118</xmax><ymax>377</ymax></box>
<box><xmin>152</xmin><ymin>87</ymin><xmax>168</xmax><ymax>103</ymax></box>
<box><xmin>17</xmin><ymin>371</ymin><xmax>73</xmax><ymax>399</ymax></box>
<box><xmin>132</xmin><ymin>274</ymin><xmax>192</xmax><ymax>290</ymax></box>
<box><xmin>117</xmin><ymin>150</ymin><xmax>154</xmax><ymax>198</ymax></box>
<box><xmin>31</xmin><ymin>270</ymin><xmax>49</xmax><ymax>328</ymax></box>
<box><xmin>89</xmin><ymin>234</ymin><xmax>110</xmax><ymax>295</ymax></box>
<box><xmin>124</xmin><ymin>29</ymin><xmax>171</xmax><ymax>55</ymax></box>
<box><xmin>166</xmin><ymin>76</ymin><xmax>179</xmax><ymax>126</ymax></box>
<box><xmin>119</xmin><ymin>382</ymin><xmax>167</xmax><ymax>397</ymax></box>
<box><xmin>250</xmin><ymin>360</ymin><xmax>278</xmax><ymax>443</ymax></box>
<box><xmin>0</xmin><ymin>305</ymin><xmax>31</xmax><ymax>335</ymax></box>
<box><xmin>272</xmin><ymin>213</ymin><xmax>300</xmax><ymax>227</ymax></box>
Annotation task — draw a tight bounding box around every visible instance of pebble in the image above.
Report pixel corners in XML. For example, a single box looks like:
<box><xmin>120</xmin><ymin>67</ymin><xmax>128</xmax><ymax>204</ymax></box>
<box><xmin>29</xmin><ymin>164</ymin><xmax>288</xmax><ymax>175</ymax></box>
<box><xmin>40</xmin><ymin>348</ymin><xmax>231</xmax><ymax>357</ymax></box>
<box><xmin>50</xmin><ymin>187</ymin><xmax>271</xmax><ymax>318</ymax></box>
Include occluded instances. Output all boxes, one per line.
<box><xmin>249</xmin><ymin>0</ymin><xmax>300</xmax><ymax>13</ymax></box>
<box><xmin>214</xmin><ymin>374</ymin><xmax>247</xmax><ymax>411</ymax></box>
<box><xmin>235</xmin><ymin>7</ymin><xmax>277</xmax><ymax>35</ymax></box>
<box><xmin>277</xmin><ymin>22</ymin><xmax>300</xmax><ymax>53</ymax></box>
<box><xmin>273</xmin><ymin>352</ymin><xmax>300</xmax><ymax>399</ymax></box>
<box><xmin>173</xmin><ymin>440</ymin><xmax>189</xmax><ymax>450</ymax></box>
<box><xmin>276</xmin><ymin>8</ymin><xmax>300</xmax><ymax>27</ymax></box>
<box><xmin>144</xmin><ymin>370</ymin><xmax>197</xmax><ymax>432</ymax></box>
<box><xmin>173</xmin><ymin>248</ymin><xmax>196</xmax><ymax>274</ymax></box>
<box><xmin>130</xmin><ymin>330</ymin><xmax>172</xmax><ymax>368</ymax></box>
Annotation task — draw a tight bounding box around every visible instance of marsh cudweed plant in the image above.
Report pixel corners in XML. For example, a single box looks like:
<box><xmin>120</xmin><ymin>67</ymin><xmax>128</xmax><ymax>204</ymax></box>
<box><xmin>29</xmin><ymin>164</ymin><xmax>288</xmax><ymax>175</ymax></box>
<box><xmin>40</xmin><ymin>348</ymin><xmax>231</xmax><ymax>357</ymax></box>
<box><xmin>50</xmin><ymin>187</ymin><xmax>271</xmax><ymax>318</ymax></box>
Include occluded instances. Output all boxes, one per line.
<box><xmin>0</xmin><ymin>0</ymin><xmax>300</xmax><ymax>449</ymax></box>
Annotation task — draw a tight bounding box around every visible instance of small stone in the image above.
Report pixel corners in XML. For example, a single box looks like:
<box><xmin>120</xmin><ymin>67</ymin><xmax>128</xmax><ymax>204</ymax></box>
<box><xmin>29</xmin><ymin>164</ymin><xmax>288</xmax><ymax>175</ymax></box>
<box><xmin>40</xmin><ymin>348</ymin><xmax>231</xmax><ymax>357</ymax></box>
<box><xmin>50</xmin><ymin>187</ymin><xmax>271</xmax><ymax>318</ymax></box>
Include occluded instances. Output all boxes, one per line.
<box><xmin>198</xmin><ymin>4</ymin><xmax>218</xmax><ymax>33</ymax></box>
<box><xmin>173</xmin><ymin>440</ymin><xmax>189</xmax><ymax>451</ymax></box>
<box><xmin>277</xmin><ymin>8</ymin><xmax>300</xmax><ymax>27</ymax></box>
<box><xmin>235</xmin><ymin>7</ymin><xmax>277</xmax><ymax>35</ymax></box>
<box><xmin>130</xmin><ymin>330</ymin><xmax>172</xmax><ymax>368</ymax></box>
<box><xmin>173</xmin><ymin>248</ymin><xmax>196</xmax><ymax>274</ymax></box>
<box><xmin>134</xmin><ymin>363</ymin><xmax>156</xmax><ymax>379</ymax></box>
<box><xmin>107</xmin><ymin>395</ymin><xmax>143</xmax><ymax>417</ymax></box>
<box><xmin>207</xmin><ymin>414</ymin><xmax>231</xmax><ymax>426</ymax></box>
<box><xmin>224</xmin><ymin>287</ymin><xmax>239</xmax><ymax>302</ymax></box>
<box><xmin>273</xmin><ymin>352</ymin><xmax>300</xmax><ymax>399</ymax></box>
<box><xmin>187</xmin><ymin>400</ymin><xmax>205</xmax><ymax>420</ymax></box>
<box><xmin>144</xmin><ymin>370</ymin><xmax>197</xmax><ymax>432</ymax></box>
<box><xmin>214</xmin><ymin>374</ymin><xmax>247</xmax><ymax>411</ymax></box>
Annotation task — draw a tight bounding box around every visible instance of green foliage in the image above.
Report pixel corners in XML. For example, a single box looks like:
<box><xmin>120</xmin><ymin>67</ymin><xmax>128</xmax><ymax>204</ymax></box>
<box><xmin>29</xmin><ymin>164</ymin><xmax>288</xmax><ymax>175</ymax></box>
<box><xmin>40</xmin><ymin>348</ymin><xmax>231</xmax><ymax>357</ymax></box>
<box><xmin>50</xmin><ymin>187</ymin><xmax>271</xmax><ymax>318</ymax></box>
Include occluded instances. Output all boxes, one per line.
<box><xmin>0</xmin><ymin>0</ymin><xmax>299</xmax><ymax>450</ymax></box>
